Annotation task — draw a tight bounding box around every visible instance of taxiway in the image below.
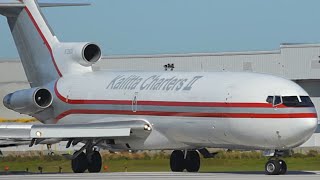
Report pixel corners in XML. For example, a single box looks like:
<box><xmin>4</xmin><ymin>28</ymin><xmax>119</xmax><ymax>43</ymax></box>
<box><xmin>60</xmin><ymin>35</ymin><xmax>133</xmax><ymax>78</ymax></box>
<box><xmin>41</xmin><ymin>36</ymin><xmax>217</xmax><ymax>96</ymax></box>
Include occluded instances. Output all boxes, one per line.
<box><xmin>0</xmin><ymin>172</ymin><xmax>320</xmax><ymax>180</ymax></box>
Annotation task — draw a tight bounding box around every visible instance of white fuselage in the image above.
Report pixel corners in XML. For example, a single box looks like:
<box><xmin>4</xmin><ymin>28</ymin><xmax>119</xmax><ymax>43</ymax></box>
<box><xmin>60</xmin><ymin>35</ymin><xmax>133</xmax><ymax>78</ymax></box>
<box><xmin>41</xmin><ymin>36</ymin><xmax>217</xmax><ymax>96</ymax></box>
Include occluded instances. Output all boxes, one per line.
<box><xmin>36</xmin><ymin>71</ymin><xmax>318</xmax><ymax>151</ymax></box>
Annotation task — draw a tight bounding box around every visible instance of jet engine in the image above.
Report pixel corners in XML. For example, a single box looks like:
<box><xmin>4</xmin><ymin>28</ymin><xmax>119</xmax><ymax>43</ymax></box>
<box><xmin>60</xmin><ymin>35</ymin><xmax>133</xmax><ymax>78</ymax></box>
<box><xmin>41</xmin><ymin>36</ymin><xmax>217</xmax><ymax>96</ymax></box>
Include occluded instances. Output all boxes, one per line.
<box><xmin>3</xmin><ymin>88</ymin><xmax>53</xmax><ymax>115</ymax></box>
<box><xmin>71</xmin><ymin>43</ymin><xmax>102</xmax><ymax>66</ymax></box>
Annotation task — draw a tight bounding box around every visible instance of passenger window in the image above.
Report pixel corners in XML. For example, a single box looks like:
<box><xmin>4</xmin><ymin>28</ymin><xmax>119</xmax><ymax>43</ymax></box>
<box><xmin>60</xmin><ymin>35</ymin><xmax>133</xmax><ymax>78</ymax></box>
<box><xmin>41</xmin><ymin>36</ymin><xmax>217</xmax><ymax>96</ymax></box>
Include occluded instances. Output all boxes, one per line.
<box><xmin>274</xmin><ymin>96</ymin><xmax>282</xmax><ymax>106</ymax></box>
<box><xmin>266</xmin><ymin>96</ymin><xmax>273</xmax><ymax>104</ymax></box>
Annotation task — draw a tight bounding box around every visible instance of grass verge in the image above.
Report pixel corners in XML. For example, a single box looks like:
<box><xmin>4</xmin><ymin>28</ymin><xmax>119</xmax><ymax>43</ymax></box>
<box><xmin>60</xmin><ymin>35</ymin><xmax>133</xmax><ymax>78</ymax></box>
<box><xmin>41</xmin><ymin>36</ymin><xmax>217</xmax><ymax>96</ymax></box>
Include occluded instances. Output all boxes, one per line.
<box><xmin>0</xmin><ymin>151</ymin><xmax>320</xmax><ymax>173</ymax></box>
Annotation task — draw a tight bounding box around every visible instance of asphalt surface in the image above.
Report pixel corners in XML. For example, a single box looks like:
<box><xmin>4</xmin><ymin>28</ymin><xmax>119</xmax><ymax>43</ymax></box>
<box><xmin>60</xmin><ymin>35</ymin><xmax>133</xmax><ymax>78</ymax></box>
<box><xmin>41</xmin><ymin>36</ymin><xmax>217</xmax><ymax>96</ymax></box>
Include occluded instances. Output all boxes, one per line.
<box><xmin>0</xmin><ymin>172</ymin><xmax>320</xmax><ymax>180</ymax></box>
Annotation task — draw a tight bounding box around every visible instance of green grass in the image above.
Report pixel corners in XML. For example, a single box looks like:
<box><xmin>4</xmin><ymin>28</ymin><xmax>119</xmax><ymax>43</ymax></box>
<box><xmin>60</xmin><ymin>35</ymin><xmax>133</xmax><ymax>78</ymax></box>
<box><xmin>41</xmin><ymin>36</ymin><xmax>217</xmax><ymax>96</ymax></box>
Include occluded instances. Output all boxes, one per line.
<box><xmin>1</xmin><ymin>151</ymin><xmax>320</xmax><ymax>173</ymax></box>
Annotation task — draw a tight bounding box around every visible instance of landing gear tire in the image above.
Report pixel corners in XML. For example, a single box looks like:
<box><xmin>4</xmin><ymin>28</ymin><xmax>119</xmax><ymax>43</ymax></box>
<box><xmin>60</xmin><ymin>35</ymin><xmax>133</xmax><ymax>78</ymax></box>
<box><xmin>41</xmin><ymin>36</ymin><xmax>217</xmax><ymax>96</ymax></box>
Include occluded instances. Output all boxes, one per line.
<box><xmin>88</xmin><ymin>151</ymin><xmax>102</xmax><ymax>173</ymax></box>
<box><xmin>71</xmin><ymin>152</ymin><xmax>88</xmax><ymax>173</ymax></box>
<box><xmin>265</xmin><ymin>160</ymin><xmax>282</xmax><ymax>175</ymax></box>
<box><xmin>185</xmin><ymin>151</ymin><xmax>200</xmax><ymax>172</ymax></box>
<box><xmin>279</xmin><ymin>159</ymin><xmax>287</xmax><ymax>175</ymax></box>
<box><xmin>170</xmin><ymin>150</ymin><xmax>185</xmax><ymax>172</ymax></box>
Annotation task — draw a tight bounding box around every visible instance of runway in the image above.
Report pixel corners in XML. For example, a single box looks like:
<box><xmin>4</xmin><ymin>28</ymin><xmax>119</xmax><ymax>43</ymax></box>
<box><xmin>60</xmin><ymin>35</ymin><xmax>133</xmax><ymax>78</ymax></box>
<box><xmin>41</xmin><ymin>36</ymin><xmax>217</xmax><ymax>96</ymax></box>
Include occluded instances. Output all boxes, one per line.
<box><xmin>0</xmin><ymin>172</ymin><xmax>320</xmax><ymax>180</ymax></box>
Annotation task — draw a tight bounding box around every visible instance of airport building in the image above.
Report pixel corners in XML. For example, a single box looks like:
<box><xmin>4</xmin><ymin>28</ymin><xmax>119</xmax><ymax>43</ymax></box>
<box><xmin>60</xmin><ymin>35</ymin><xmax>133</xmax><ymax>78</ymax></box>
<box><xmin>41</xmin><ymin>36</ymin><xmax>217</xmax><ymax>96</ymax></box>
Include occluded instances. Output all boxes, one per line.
<box><xmin>1</xmin><ymin>42</ymin><xmax>320</xmax><ymax>149</ymax></box>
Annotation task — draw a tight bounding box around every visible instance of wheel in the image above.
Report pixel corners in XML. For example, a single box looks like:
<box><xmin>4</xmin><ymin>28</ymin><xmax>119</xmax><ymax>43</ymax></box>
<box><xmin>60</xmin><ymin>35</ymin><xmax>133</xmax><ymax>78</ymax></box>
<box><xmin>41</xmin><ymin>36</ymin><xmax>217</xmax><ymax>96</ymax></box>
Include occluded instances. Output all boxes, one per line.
<box><xmin>185</xmin><ymin>151</ymin><xmax>200</xmax><ymax>172</ymax></box>
<box><xmin>279</xmin><ymin>159</ymin><xmax>287</xmax><ymax>175</ymax></box>
<box><xmin>71</xmin><ymin>152</ymin><xmax>88</xmax><ymax>173</ymax></box>
<box><xmin>265</xmin><ymin>160</ymin><xmax>281</xmax><ymax>175</ymax></box>
<box><xmin>170</xmin><ymin>150</ymin><xmax>185</xmax><ymax>172</ymax></box>
<box><xmin>88</xmin><ymin>151</ymin><xmax>102</xmax><ymax>173</ymax></box>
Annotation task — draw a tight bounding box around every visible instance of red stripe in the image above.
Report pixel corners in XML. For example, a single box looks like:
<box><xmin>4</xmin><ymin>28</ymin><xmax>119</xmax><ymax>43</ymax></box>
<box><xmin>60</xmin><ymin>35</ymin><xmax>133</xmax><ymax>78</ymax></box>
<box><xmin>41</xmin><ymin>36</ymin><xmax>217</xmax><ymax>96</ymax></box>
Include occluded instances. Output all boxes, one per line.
<box><xmin>24</xmin><ymin>7</ymin><xmax>62</xmax><ymax>77</ymax></box>
<box><xmin>54</xmin><ymin>81</ymin><xmax>286</xmax><ymax>108</ymax></box>
<box><xmin>55</xmin><ymin>109</ymin><xmax>317</xmax><ymax>121</ymax></box>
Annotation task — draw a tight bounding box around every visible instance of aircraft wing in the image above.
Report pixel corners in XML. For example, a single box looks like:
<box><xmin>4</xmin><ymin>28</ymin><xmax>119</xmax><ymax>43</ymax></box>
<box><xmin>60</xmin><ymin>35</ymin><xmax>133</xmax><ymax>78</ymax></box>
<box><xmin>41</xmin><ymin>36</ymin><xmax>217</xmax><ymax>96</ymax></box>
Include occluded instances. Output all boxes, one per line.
<box><xmin>0</xmin><ymin>139</ymin><xmax>30</xmax><ymax>148</ymax></box>
<box><xmin>0</xmin><ymin>120</ymin><xmax>152</xmax><ymax>147</ymax></box>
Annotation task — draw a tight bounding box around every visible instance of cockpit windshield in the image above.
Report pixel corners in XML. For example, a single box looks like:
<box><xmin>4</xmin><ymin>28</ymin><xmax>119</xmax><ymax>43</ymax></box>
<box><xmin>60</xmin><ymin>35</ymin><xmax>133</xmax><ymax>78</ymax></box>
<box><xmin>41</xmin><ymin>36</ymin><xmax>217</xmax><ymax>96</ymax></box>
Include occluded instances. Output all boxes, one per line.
<box><xmin>300</xmin><ymin>96</ymin><xmax>314</xmax><ymax>107</ymax></box>
<box><xmin>282</xmin><ymin>96</ymin><xmax>299</xmax><ymax>107</ymax></box>
<box><xmin>266</xmin><ymin>95</ymin><xmax>314</xmax><ymax>107</ymax></box>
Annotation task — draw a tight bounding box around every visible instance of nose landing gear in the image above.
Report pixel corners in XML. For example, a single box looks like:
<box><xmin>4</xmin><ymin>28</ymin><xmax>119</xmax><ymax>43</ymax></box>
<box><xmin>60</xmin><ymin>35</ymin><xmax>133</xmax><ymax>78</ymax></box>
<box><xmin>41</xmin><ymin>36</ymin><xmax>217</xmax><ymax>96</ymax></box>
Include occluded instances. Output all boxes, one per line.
<box><xmin>265</xmin><ymin>159</ymin><xmax>287</xmax><ymax>175</ymax></box>
<box><xmin>264</xmin><ymin>150</ymin><xmax>288</xmax><ymax>175</ymax></box>
<box><xmin>170</xmin><ymin>150</ymin><xmax>200</xmax><ymax>172</ymax></box>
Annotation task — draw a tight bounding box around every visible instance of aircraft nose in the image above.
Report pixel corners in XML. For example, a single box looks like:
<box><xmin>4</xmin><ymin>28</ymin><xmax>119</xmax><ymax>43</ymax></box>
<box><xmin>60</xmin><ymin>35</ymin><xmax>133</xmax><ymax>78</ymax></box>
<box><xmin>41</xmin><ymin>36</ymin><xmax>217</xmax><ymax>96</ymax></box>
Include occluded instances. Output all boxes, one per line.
<box><xmin>301</xmin><ymin>105</ymin><xmax>318</xmax><ymax>137</ymax></box>
<box><xmin>288</xmin><ymin>117</ymin><xmax>318</xmax><ymax>147</ymax></box>
<box><xmin>304</xmin><ymin>117</ymin><xmax>318</xmax><ymax>134</ymax></box>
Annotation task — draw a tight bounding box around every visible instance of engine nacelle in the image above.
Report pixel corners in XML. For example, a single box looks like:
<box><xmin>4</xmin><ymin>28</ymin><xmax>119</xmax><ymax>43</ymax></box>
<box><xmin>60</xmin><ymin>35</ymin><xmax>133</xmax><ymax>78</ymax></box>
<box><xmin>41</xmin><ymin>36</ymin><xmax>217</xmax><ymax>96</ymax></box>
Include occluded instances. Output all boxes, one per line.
<box><xmin>3</xmin><ymin>88</ymin><xmax>53</xmax><ymax>115</ymax></box>
<box><xmin>71</xmin><ymin>42</ymin><xmax>102</xmax><ymax>67</ymax></box>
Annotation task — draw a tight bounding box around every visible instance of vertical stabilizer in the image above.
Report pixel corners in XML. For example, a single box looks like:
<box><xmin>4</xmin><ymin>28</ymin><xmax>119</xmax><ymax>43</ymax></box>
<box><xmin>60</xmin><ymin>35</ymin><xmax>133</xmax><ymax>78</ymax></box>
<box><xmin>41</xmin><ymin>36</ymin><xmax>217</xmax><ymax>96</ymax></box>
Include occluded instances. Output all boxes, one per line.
<box><xmin>0</xmin><ymin>0</ymin><xmax>97</xmax><ymax>87</ymax></box>
<box><xmin>1</xmin><ymin>0</ymin><xmax>60</xmax><ymax>87</ymax></box>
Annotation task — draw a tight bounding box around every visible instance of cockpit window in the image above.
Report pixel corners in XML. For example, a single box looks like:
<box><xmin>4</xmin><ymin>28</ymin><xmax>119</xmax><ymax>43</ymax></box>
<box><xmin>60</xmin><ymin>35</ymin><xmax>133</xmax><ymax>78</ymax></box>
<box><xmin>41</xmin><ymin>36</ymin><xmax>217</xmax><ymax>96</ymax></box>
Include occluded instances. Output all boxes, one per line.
<box><xmin>266</xmin><ymin>96</ymin><xmax>273</xmax><ymax>104</ymax></box>
<box><xmin>300</xmin><ymin>96</ymin><xmax>314</xmax><ymax>107</ymax></box>
<box><xmin>266</xmin><ymin>96</ymin><xmax>281</xmax><ymax>106</ymax></box>
<box><xmin>282</xmin><ymin>96</ymin><xmax>314</xmax><ymax>107</ymax></box>
<box><xmin>274</xmin><ymin>96</ymin><xmax>282</xmax><ymax>106</ymax></box>
<box><xmin>282</xmin><ymin>96</ymin><xmax>299</xmax><ymax>107</ymax></box>
<box><xmin>266</xmin><ymin>95</ymin><xmax>314</xmax><ymax>107</ymax></box>
<box><xmin>300</xmin><ymin>96</ymin><xmax>312</xmax><ymax>103</ymax></box>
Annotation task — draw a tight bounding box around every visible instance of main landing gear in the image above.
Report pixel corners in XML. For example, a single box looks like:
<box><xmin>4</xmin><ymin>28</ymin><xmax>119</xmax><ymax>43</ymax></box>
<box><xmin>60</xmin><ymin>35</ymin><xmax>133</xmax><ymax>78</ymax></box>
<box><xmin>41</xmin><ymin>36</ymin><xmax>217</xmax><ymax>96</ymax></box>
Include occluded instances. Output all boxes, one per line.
<box><xmin>170</xmin><ymin>149</ymin><xmax>288</xmax><ymax>175</ymax></box>
<box><xmin>170</xmin><ymin>150</ymin><xmax>200</xmax><ymax>172</ymax></box>
<box><xmin>70</xmin><ymin>141</ymin><xmax>102</xmax><ymax>173</ymax></box>
<box><xmin>71</xmin><ymin>150</ymin><xmax>102</xmax><ymax>173</ymax></box>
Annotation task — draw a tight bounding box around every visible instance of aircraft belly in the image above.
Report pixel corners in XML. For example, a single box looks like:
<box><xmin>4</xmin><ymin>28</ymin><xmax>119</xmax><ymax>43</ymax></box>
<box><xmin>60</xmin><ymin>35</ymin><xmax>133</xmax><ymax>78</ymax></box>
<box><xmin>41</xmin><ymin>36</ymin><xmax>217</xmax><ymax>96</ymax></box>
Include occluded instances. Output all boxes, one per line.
<box><xmin>57</xmin><ymin>114</ymin><xmax>317</xmax><ymax>150</ymax></box>
<box><xmin>57</xmin><ymin>114</ymin><xmax>233</xmax><ymax>149</ymax></box>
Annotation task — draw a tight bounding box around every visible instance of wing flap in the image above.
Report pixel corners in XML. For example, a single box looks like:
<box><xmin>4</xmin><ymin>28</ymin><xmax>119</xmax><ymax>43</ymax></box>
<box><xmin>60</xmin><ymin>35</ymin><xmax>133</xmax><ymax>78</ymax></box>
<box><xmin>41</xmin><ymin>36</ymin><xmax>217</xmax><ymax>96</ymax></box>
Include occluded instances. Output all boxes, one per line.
<box><xmin>0</xmin><ymin>124</ymin><xmax>32</xmax><ymax>138</ymax></box>
<box><xmin>0</xmin><ymin>120</ymin><xmax>151</xmax><ymax>139</ymax></box>
<box><xmin>30</xmin><ymin>127</ymin><xmax>130</xmax><ymax>138</ymax></box>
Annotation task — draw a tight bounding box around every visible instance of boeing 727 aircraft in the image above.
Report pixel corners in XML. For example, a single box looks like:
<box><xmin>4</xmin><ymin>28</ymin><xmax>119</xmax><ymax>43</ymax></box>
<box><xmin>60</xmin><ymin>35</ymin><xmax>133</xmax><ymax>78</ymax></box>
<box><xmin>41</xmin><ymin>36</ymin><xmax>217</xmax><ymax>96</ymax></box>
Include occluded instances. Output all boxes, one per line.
<box><xmin>0</xmin><ymin>0</ymin><xmax>318</xmax><ymax>175</ymax></box>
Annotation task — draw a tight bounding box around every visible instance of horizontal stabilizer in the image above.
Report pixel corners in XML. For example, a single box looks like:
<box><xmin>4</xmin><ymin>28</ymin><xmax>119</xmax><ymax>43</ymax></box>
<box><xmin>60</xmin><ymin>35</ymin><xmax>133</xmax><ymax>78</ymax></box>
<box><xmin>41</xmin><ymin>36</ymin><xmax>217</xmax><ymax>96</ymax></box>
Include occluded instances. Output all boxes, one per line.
<box><xmin>0</xmin><ymin>0</ymin><xmax>90</xmax><ymax>8</ymax></box>
<box><xmin>37</xmin><ymin>0</ymin><xmax>90</xmax><ymax>7</ymax></box>
<box><xmin>0</xmin><ymin>0</ymin><xmax>24</xmax><ymax>7</ymax></box>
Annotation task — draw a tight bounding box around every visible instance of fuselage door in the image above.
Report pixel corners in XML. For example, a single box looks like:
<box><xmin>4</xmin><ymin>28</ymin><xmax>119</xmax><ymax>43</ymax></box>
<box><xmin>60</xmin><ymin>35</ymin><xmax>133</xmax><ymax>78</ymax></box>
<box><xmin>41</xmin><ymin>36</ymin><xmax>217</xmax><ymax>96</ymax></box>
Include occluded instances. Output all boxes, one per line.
<box><xmin>132</xmin><ymin>92</ymin><xmax>138</xmax><ymax>112</ymax></box>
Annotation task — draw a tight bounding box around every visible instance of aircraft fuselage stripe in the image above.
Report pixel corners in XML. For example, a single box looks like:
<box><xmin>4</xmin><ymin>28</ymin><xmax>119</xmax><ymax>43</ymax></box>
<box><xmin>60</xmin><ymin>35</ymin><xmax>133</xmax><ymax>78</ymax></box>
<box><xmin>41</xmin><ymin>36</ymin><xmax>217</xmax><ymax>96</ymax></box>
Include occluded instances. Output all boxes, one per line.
<box><xmin>55</xmin><ymin>109</ymin><xmax>317</xmax><ymax>121</ymax></box>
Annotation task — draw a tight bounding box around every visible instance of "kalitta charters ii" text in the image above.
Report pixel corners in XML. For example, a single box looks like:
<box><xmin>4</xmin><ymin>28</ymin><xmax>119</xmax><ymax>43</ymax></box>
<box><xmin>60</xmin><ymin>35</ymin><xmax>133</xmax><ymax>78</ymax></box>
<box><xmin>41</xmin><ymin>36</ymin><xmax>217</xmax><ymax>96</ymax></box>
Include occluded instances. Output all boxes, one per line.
<box><xmin>106</xmin><ymin>75</ymin><xmax>203</xmax><ymax>91</ymax></box>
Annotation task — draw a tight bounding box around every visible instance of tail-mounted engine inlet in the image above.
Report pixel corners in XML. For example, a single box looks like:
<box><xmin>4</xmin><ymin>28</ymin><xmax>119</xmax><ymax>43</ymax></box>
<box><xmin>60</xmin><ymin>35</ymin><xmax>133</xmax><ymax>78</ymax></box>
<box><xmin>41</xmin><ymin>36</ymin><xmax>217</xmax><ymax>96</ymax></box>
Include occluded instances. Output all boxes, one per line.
<box><xmin>82</xmin><ymin>43</ymin><xmax>101</xmax><ymax>64</ymax></box>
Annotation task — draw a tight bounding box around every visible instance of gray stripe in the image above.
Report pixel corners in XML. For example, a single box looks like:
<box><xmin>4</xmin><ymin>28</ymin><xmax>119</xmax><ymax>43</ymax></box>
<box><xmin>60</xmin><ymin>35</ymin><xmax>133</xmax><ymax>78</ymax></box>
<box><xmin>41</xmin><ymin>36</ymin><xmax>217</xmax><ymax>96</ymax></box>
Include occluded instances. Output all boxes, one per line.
<box><xmin>63</xmin><ymin>104</ymin><xmax>316</xmax><ymax>114</ymax></box>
